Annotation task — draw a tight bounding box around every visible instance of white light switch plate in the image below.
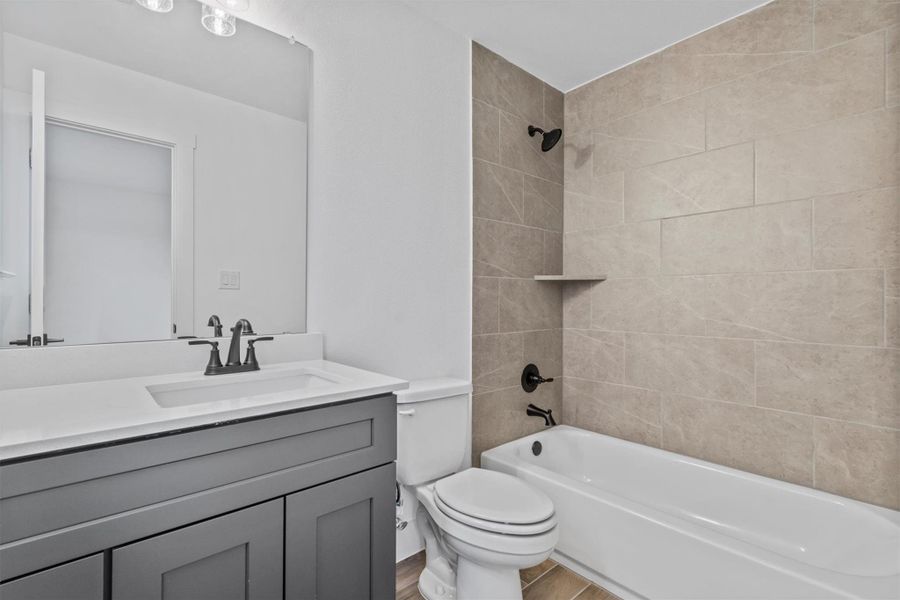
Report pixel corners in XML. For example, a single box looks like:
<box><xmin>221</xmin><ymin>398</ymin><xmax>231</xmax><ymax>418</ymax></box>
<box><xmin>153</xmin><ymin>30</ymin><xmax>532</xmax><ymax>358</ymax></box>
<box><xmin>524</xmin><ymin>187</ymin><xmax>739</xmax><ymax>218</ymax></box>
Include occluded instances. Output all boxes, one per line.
<box><xmin>219</xmin><ymin>270</ymin><xmax>240</xmax><ymax>290</ymax></box>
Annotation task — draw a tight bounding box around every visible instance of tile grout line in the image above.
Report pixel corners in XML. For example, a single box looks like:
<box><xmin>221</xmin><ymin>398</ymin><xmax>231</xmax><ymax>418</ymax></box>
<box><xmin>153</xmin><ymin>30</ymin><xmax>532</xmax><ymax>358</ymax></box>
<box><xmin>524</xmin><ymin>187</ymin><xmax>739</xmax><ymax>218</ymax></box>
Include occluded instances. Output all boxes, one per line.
<box><xmin>567</xmin><ymin>582</ymin><xmax>592</xmax><ymax>600</ymax></box>
<box><xmin>521</xmin><ymin>564</ymin><xmax>558</xmax><ymax>591</ymax></box>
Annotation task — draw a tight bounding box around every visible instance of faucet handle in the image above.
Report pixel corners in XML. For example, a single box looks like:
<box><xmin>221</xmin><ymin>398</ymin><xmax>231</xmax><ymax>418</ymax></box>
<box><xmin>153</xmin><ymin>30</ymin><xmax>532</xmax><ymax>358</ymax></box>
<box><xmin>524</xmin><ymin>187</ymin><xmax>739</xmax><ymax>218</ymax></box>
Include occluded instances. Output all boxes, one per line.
<box><xmin>244</xmin><ymin>337</ymin><xmax>274</xmax><ymax>368</ymax></box>
<box><xmin>189</xmin><ymin>339</ymin><xmax>223</xmax><ymax>374</ymax></box>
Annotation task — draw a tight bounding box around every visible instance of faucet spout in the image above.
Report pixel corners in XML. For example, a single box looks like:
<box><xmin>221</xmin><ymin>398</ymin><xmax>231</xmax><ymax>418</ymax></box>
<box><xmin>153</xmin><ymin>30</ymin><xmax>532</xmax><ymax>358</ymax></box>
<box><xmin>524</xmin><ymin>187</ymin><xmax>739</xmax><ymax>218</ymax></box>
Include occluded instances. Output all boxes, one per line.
<box><xmin>526</xmin><ymin>403</ymin><xmax>557</xmax><ymax>427</ymax></box>
<box><xmin>226</xmin><ymin>319</ymin><xmax>255</xmax><ymax>366</ymax></box>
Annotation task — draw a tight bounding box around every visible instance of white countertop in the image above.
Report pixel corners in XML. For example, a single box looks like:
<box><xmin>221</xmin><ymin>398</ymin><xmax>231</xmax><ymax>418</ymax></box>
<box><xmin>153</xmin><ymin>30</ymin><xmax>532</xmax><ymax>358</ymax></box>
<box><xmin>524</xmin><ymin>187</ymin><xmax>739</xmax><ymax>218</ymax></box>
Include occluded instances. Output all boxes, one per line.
<box><xmin>0</xmin><ymin>360</ymin><xmax>408</xmax><ymax>461</ymax></box>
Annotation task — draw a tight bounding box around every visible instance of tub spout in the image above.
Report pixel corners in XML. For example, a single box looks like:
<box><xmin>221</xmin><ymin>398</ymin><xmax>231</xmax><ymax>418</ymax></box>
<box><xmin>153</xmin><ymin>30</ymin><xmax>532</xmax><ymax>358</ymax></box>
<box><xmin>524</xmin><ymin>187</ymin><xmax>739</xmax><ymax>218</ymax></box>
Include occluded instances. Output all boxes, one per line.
<box><xmin>527</xmin><ymin>403</ymin><xmax>557</xmax><ymax>427</ymax></box>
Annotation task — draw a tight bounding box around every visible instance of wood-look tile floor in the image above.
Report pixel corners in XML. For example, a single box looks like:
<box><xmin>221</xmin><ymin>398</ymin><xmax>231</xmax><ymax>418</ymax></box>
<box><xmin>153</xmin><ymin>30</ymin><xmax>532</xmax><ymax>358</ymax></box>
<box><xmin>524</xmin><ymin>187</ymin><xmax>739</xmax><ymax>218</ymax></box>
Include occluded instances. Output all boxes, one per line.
<box><xmin>396</xmin><ymin>552</ymin><xmax>621</xmax><ymax>600</ymax></box>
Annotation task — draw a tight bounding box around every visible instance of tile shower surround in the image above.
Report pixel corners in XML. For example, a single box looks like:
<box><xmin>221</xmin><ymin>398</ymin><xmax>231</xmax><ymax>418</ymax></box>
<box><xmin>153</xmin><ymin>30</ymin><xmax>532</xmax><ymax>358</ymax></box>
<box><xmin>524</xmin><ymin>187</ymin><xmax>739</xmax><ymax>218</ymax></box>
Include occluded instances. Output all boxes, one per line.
<box><xmin>472</xmin><ymin>41</ymin><xmax>565</xmax><ymax>463</ymax></box>
<box><xmin>472</xmin><ymin>0</ymin><xmax>900</xmax><ymax>509</ymax></box>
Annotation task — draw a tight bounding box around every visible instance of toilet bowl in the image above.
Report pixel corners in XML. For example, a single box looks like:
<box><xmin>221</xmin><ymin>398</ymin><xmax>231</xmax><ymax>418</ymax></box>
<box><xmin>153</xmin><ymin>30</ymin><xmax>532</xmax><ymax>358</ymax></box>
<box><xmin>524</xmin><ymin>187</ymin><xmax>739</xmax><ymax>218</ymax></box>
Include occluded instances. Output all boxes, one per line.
<box><xmin>416</xmin><ymin>468</ymin><xmax>558</xmax><ymax>600</ymax></box>
<box><xmin>396</xmin><ymin>379</ymin><xmax>559</xmax><ymax>600</ymax></box>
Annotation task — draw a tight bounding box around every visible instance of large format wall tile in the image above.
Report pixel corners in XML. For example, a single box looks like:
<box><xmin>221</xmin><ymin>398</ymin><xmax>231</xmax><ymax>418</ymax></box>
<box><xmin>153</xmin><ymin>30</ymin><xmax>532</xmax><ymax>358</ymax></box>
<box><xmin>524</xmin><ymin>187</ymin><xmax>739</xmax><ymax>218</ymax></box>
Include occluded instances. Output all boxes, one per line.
<box><xmin>472</xmin><ymin>383</ymin><xmax>561</xmax><ymax>465</ymax></box>
<box><xmin>662</xmin><ymin>394</ymin><xmax>815</xmax><ymax>484</ymax></box>
<box><xmin>563</xmin><ymin>329</ymin><xmax>625</xmax><ymax>383</ymax></box>
<box><xmin>562</xmin><ymin>281</ymin><xmax>592</xmax><ymax>329</ymax></box>
<box><xmin>757</xmin><ymin>342</ymin><xmax>900</xmax><ymax>429</ymax></box>
<box><xmin>814</xmin><ymin>419</ymin><xmax>900</xmax><ymax>508</ymax></box>
<box><xmin>473</xmin><ymin>159</ymin><xmax>524</xmax><ymax>224</ymax></box>
<box><xmin>590</xmin><ymin>278</ymin><xmax>665</xmax><ymax>333</ymax></box>
<box><xmin>564</xmin><ymin>84</ymin><xmax>601</xmax><ymax>137</ymax></box>
<box><xmin>813</xmin><ymin>187</ymin><xmax>900</xmax><ymax>269</ymax></box>
<box><xmin>544</xmin><ymin>83</ymin><xmax>564</xmax><ymax>130</ymax></box>
<box><xmin>889</xmin><ymin>269</ymin><xmax>900</xmax><ymax>348</ymax></box>
<box><xmin>473</xmin><ymin>333</ymin><xmax>524</xmax><ymax>393</ymax></box>
<box><xmin>659</xmin><ymin>0</ymin><xmax>814</xmax><ymax>102</ymax></box>
<box><xmin>624</xmin><ymin>143</ymin><xmax>754</xmax><ymax>222</ymax></box>
<box><xmin>500</xmin><ymin>110</ymin><xmax>563</xmax><ymax>183</ymax></box>
<box><xmin>589</xmin><ymin>276</ymin><xmax>708</xmax><ymax>335</ymax></box>
<box><xmin>564</xmin><ymin>221</ymin><xmax>660</xmax><ymax>277</ymax></box>
<box><xmin>706</xmin><ymin>32</ymin><xmax>885</xmax><ymax>148</ymax></box>
<box><xmin>474</xmin><ymin>218</ymin><xmax>544</xmax><ymax>277</ymax></box>
<box><xmin>559</xmin><ymin>0</ymin><xmax>897</xmax><ymax>511</ymax></box>
<box><xmin>472</xmin><ymin>329</ymin><xmax>560</xmax><ymax>396</ymax></box>
<box><xmin>498</xmin><ymin>278</ymin><xmax>562</xmax><ymax>332</ymax></box>
<box><xmin>624</xmin><ymin>334</ymin><xmax>755</xmax><ymax>405</ymax></box>
<box><xmin>473</xmin><ymin>42</ymin><xmax>544</xmax><ymax>125</ymax></box>
<box><xmin>524</xmin><ymin>175</ymin><xmax>563</xmax><ymax>231</ymax></box>
<box><xmin>813</xmin><ymin>0</ymin><xmax>900</xmax><ymax>50</ymax></box>
<box><xmin>661</xmin><ymin>200</ymin><xmax>811</xmax><ymax>274</ymax></box>
<box><xmin>525</xmin><ymin>329</ymin><xmax>563</xmax><ymax>378</ymax></box>
<box><xmin>543</xmin><ymin>230</ymin><xmax>563</xmax><ymax>274</ymax></box>
<box><xmin>667</xmin><ymin>0</ymin><xmax>813</xmax><ymax>56</ymax></box>
<box><xmin>889</xmin><ymin>25</ymin><xmax>900</xmax><ymax>107</ymax></box>
<box><xmin>564</xmin><ymin>172</ymin><xmax>624</xmax><ymax>232</ymax></box>
<box><xmin>473</xmin><ymin>277</ymin><xmax>499</xmax><ymax>334</ymax></box>
<box><xmin>703</xmin><ymin>270</ymin><xmax>884</xmax><ymax>344</ymax></box>
<box><xmin>472</xmin><ymin>41</ymin><xmax>565</xmax><ymax>472</ymax></box>
<box><xmin>756</xmin><ymin>109</ymin><xmax>900</xmax><ymax>204</ymax></box>
<box><xmin>563</xmin><ymin>131</ymin><xmax>594</xmax><ymax>194</ymax></box>
<box><xmin>473</xmin><ymin>100</ymin><xmax>499</xmax><ymax>163</ymax></box>
<box><xmin>659</xmin><ymin>51</ymin><xmax>805</xmax><ymax>104</ymax></box>
<box><xmin>594</xmin><ymin>55</ymin><xmax>665</xmax><ymax>125</ymax></box>
<box><xmin>563</xmin><ymin>378</ymin><xmax>662</xmax><ymax>447</ymax></box>
<box><xmin>593</xmin><ymin>94</ymin><xmax>705</xmax><ymax>175</ymax></box>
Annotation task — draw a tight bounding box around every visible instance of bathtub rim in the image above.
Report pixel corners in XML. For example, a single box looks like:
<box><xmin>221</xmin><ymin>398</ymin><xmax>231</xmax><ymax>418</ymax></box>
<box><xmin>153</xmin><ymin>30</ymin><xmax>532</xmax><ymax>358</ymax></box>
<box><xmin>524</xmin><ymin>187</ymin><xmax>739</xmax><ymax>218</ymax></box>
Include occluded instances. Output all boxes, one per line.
<box><xmin>481</xmin><ymin>425</ymin><xmax>900</xmax><ymax>600</ymax></box>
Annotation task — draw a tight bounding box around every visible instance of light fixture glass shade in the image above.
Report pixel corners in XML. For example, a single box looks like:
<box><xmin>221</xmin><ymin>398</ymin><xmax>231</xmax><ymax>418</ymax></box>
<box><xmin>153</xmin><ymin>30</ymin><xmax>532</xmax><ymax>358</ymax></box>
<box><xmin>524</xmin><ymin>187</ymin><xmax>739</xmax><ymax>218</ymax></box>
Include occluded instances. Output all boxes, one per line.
<box><xmin>215</xmin><ymin>0</ymin><xmax>250</xmax><ymax>12</ymax></box>
<box><xmin>201</xmin><ymin>3</ymin><xmax>236</xmax><ymax>37</ymax></box>
<box><xmin>136</xmin><ymin>0</ymin><xmax>174</xmax><ymax>13</ymax></box>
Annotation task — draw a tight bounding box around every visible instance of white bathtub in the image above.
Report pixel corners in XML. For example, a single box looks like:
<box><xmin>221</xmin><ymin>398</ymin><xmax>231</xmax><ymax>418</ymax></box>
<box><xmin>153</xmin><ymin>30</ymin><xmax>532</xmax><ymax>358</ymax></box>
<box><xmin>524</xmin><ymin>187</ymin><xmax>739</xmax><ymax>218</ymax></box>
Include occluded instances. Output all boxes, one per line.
<box><xmin>481</xmin><ymin>426</ymin><xmax>900</xmax><ymax>600</ymax></box>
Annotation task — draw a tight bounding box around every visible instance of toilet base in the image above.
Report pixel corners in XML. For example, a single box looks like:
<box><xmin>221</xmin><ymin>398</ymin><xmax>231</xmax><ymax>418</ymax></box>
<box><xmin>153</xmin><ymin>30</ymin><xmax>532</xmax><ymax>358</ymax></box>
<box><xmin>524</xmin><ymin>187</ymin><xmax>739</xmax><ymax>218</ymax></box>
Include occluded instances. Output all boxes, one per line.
<box><xmin>456</xmin><ymin>555</ymin><xmax>523</xmax><ymax>600</ymax></box>
<box><xmin>418</xmin><ymin>562</ymin><xmax>457</xmax><ymax>600</ymax></box>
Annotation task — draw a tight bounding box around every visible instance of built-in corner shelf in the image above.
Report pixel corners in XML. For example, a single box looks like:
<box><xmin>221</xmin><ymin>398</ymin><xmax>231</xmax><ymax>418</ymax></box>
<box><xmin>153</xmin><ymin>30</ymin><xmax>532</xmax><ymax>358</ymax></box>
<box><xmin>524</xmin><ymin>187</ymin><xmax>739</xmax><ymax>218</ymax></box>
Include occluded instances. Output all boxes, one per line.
<box><xmin>533</xmin><ymin>274</ymin><xmax>607</xmax><ymax>282</ymax></box>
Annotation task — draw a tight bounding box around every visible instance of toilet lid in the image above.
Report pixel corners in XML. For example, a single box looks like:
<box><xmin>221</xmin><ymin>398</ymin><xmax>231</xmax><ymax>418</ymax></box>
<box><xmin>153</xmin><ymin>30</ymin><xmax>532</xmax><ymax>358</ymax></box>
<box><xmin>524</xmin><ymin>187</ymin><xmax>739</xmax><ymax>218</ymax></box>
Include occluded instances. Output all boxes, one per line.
<box><xmin>434</xmin><ymin>468</ymin><xmax>554</xmax><ymax>526</ymax></box>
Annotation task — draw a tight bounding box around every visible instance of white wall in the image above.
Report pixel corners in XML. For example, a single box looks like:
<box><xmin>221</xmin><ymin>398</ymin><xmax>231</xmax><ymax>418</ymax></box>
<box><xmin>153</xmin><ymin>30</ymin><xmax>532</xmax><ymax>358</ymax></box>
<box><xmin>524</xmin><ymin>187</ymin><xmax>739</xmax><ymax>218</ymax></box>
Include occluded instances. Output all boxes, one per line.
<box><xmin>241</xmin><ymin>1</ymin><xmax>473</xmax><ymax>560</ymax></box>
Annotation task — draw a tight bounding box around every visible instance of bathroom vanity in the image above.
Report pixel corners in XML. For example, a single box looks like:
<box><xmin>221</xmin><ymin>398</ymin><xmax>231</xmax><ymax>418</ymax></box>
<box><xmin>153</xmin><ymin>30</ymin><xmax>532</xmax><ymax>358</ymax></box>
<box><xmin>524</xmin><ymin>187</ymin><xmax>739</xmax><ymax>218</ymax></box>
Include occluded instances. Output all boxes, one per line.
<box><xmin>0</xmin><ymin>3</ymin><xmax>405</xmax><ymax>598</ymax></box>
<box><xmin>0</xmin><ymin>360</ymin><xmax>406</xmax><ymax>600</ymax></box>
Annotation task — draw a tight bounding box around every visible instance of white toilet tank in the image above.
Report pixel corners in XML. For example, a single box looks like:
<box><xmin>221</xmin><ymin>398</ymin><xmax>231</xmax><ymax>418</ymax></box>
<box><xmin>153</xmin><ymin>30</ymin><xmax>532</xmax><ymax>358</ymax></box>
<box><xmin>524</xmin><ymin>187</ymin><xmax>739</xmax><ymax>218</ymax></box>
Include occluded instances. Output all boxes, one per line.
<box><xmin>396</xmin><ymin>378</ymin><xmax>472</xmax><ymax>486</ymax></box>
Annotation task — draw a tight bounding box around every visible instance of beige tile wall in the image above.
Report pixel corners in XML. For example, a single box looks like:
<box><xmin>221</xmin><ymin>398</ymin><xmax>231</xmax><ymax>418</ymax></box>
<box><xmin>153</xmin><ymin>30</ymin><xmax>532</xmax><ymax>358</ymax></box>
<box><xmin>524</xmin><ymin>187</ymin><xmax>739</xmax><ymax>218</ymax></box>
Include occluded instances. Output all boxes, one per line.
<box><xmin>561</xmin><ymin>0</ymin><xmax>900</xmax><ymax>509</ymax></box>
<box><xmin>472</xmin><ymin>43</ymin><xmax>565</xmax><ymax>463</ymax></box>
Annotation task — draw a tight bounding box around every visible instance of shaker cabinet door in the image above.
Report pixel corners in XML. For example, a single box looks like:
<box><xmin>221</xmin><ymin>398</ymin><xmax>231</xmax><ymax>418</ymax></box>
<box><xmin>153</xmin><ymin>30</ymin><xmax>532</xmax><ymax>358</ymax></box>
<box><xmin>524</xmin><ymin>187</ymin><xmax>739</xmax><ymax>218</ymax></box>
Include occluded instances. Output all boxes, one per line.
<box><xmin>111</xmin><ymin>500</ymin><xmax>283</xmax><ymax>600</ymax></box>
<box><xmin>0</xmin><ymin>554</ymin><xmax>103</xmax><ymax>600</ymax></box>
<box><xmin>285</xmin><ymin>463</ymin><xmax>395</xmax><ymax>600</ymax></box>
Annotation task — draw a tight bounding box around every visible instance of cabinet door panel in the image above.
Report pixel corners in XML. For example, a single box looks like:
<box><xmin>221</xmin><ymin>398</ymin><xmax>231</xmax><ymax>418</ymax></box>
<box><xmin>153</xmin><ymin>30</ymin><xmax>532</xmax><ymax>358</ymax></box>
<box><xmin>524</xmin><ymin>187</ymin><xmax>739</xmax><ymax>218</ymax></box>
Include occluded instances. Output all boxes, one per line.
<box><xmin>111</xmin><ymin>500</ymin><xmax>282</xmax><ymax>600</ymax></box>
<box><xmin>0</xmin><ymin>554</ymin><xmax>102</xmax><ymax>600</ymax></box>
<box><xmin>285</xmin><ymin>463</ymin><xmax>395</xmax><ymax>600</ymax></box>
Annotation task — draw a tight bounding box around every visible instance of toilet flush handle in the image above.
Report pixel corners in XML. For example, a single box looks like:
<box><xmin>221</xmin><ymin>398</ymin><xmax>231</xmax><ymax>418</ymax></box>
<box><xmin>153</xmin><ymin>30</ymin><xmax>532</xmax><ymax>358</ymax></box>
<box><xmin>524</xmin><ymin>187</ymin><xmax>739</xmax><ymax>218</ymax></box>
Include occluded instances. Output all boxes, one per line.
<box><xmin>398</xmin><ymin>409</ymin><xmax>416</xmax><ymax>416</ymax></box>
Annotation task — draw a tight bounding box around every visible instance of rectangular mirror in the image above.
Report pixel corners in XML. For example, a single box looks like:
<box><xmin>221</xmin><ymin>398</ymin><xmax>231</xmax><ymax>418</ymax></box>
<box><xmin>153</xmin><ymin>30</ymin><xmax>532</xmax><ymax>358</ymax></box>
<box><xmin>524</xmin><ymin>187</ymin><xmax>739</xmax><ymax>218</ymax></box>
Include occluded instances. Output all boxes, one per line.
<box><xmin>0</xmin><ymin>0</ymin><xmax>310</xmax><ymax>348</ymax></box>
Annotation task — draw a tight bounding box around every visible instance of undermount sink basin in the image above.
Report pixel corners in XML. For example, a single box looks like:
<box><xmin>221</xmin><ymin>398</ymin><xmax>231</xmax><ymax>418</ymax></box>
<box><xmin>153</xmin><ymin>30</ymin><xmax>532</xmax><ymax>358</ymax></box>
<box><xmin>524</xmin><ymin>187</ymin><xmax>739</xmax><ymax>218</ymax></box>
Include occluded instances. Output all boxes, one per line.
<box><xmin>147</xmin><ymin>368</ymin><xmax>345</xmax><ymax>408</ymax></box>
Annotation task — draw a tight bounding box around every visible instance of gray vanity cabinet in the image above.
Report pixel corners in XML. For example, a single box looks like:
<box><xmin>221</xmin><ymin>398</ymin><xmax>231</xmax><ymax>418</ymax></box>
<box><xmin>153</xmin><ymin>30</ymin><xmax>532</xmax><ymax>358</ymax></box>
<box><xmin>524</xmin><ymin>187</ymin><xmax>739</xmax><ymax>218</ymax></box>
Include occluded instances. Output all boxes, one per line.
<box><xmin>0</xmin><ymin>394</ymin><xmax>397</xmax><ymax>600</ymax></box>
<box><xmin>0</xmin><ymin>554</ymin><xmax>103</xmax><ymax>600</ymax></box>
<box><xmin>285</xmin><ymin>463</ymin><xmax>396</xmax><ymax>600</ymax></box>
<box><xmin>111</xmin><ymin>500</ymin><xmax>283</xmax><ymax>600</ymax></box>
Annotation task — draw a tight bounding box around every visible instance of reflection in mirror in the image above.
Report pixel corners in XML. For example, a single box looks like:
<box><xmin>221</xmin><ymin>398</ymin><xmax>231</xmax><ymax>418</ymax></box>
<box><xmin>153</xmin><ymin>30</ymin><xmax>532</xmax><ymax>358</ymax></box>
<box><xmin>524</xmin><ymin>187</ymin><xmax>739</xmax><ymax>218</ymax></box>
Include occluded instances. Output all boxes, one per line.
<box><xmin>0</xmin><ymin>0</ymin><xmax>310</xmax><ymax>348</ymax></box>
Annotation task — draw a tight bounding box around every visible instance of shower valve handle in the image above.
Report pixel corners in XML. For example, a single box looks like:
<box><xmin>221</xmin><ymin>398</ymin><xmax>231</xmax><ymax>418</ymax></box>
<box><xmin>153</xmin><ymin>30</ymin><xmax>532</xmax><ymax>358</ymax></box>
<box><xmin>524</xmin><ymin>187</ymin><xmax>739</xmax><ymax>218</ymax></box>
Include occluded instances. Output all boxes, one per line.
<box><xmin>521</xmin><ymin>363</ymin><xmax>553</xmax><ymax>393</ymax></box>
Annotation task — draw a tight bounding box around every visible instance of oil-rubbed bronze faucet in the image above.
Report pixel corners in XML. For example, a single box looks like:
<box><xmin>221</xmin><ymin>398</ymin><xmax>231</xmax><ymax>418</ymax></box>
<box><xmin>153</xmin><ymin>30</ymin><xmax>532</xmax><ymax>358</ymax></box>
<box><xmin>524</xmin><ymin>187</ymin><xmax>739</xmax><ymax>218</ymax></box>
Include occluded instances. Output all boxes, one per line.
<box><xmin>207</xmin><ymin>314</ymin><xmax>223</xmax><ymax>337</ymax></box>
<box><xmin>526</xmin><ymin>404</ymin><xmax>557</xmax><ymax>427</ymax></box>
<box><xmin>189</xmin><ymin>318</ymin><xmax>273</xmax><ymax>375</ymax></box>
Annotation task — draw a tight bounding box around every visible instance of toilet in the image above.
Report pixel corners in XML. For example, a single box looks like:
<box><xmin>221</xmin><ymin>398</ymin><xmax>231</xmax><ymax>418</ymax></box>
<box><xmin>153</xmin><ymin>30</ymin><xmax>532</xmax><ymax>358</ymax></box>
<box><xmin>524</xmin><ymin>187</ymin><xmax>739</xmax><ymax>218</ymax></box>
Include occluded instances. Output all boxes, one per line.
<box><xmin>396</xmin><ymin>379</ymin><xmax>559</xmax><ymax>600</ymax></box>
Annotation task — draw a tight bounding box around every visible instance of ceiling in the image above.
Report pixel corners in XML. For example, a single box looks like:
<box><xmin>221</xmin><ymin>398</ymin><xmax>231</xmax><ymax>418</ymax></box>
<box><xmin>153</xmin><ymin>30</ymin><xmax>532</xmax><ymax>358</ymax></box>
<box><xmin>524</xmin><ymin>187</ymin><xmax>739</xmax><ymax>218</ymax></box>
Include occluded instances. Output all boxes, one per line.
<box><xmin>404</xmin><ymin>0</ymin><xmax>771</xmax><ymax>91</ymax></box>
<box><xmin>0</xmin><ymin>0</ymin><xmax>310</xmax><ymax>120</ymax></box>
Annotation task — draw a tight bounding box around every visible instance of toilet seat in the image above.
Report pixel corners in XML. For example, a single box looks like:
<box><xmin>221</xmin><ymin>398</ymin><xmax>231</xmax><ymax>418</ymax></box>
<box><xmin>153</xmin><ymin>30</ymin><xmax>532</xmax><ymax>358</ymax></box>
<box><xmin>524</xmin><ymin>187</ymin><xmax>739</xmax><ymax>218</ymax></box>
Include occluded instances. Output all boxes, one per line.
<box><xmin>434</xmin><ymin>494</ymin><xmax>556</xmax><ymax>535</ymax></box>
<box><xmin>433</xmin><ymin>468</ymin><xmax>556</xmax><ymax>535</ymax></box>
<box><xmin>416</xmin><ymin>482</ymin><xmax>559</xmax><ymax>557</ymax></box>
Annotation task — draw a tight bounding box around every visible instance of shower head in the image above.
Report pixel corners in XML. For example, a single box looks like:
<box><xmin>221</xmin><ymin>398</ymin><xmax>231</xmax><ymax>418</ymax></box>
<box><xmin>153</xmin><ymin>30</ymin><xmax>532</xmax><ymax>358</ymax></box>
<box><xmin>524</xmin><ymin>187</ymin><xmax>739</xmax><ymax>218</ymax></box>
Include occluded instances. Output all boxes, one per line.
<box><xmin>528</xmin><ymin>125</ymin><xmax>562</xmax><ymax>152</ymax></box>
